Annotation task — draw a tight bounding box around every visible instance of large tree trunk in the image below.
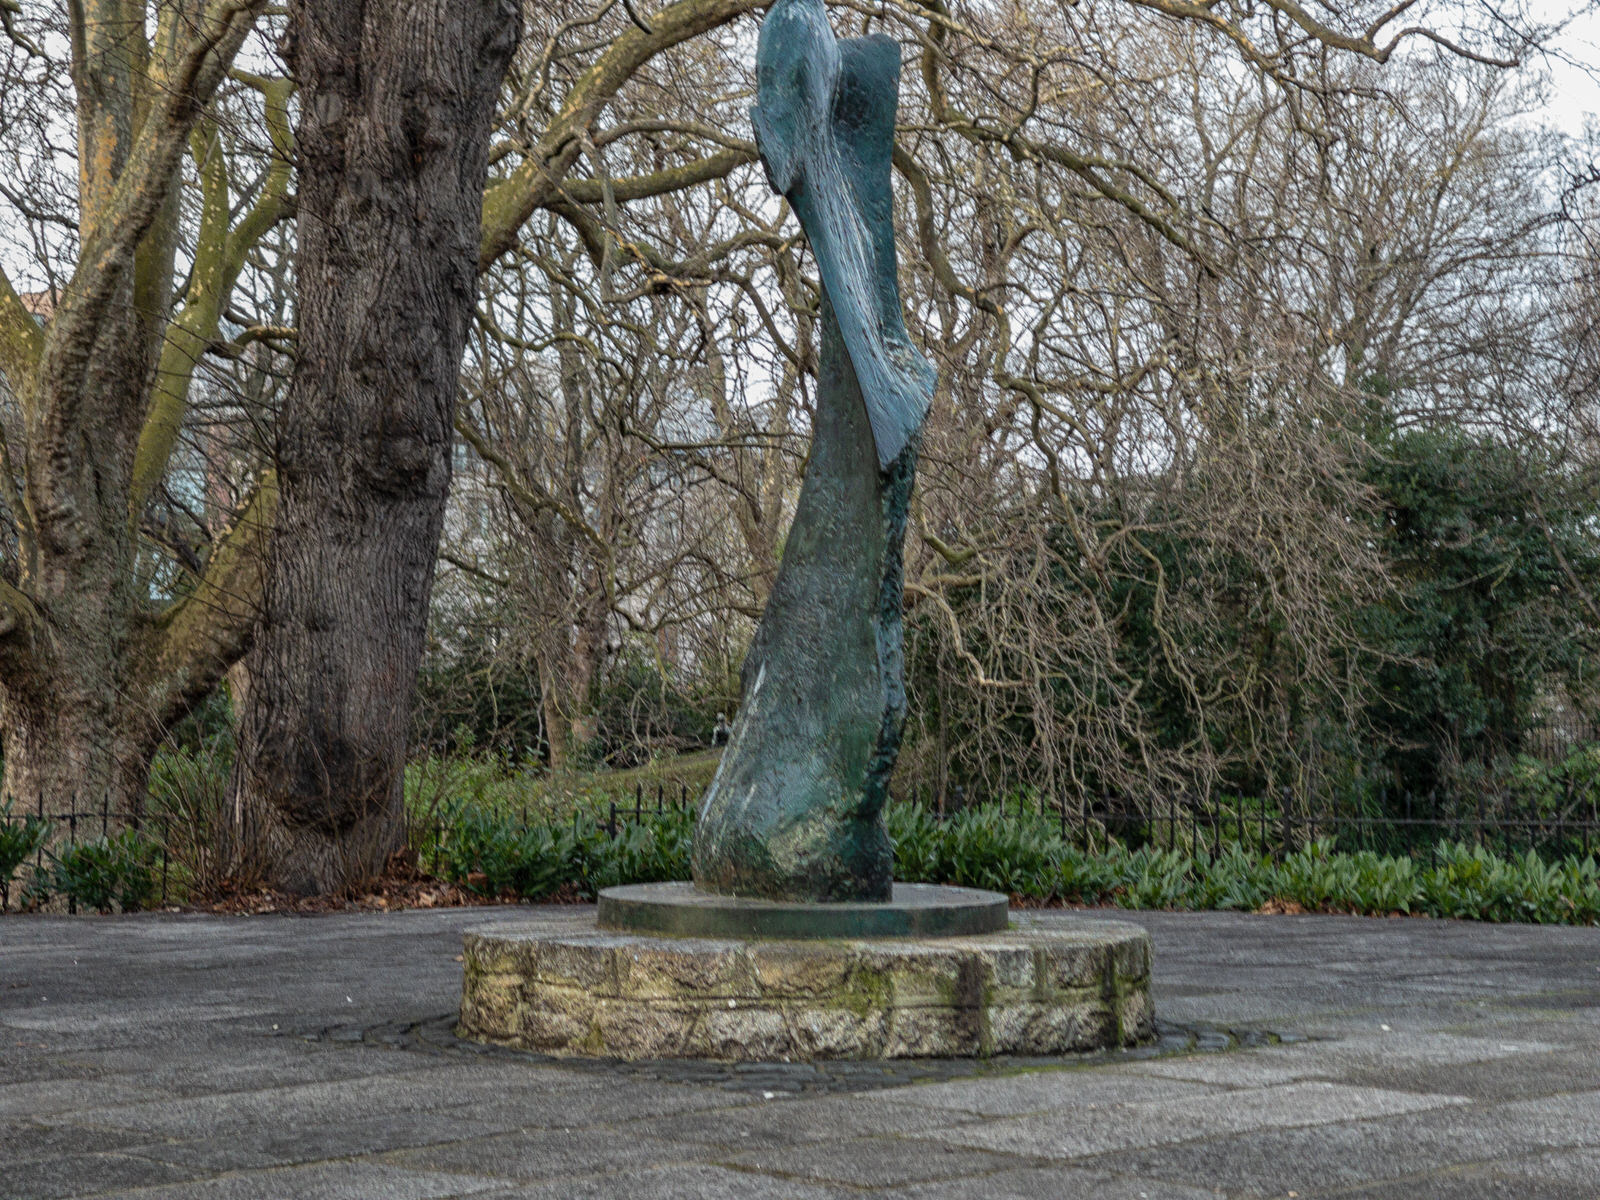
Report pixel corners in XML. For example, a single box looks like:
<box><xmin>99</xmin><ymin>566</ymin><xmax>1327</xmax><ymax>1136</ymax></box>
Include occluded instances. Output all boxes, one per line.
<box><xmin>1</xmin><ymin>693</ymin><xmax>156</xmax><ymax>822</ymax></box>
<box><xmin>0</xmin><ymin>456</ymin><xmax>276</xmax><ymax>826</ymax></box>
<box><xmin>230</xmin><ymin>0</ymin><xmax>519</xmax><ymax>894</ymax></box>
<box><xmin>1</xmin><ymin>289</ymin><xmax>148</xmax><ymax>820</ymax></box>
<box><xmin>0</xmin><ymin>0</ymin><xmax>268</xmax><ymax>823</ymax></box>
<box><xmin>2</xmin><ymin>648</ymin><xmax>134</xmax><ymax>821</ymax></box>
<box><xmin>536</xmin><ymin>583</ymin><xmax>608</xmax><ymax>772</ymax></box>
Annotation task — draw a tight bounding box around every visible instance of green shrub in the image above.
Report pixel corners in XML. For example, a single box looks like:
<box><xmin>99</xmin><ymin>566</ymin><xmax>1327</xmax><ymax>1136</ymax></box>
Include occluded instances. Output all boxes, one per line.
<box><xmin>147</xmin><ymin>740</ymin><xmax>238</xmax><ymax>900</ymax></box>
<box><xmin>0</xmin><ymin>802</ymin><xmax>50</xmax><ymax>903</ymax></box>
<box><xmin>574</xmin><ymin>809</ymin><xmax>694</xmax><ymax>894</ymax></box>
<box><xmin>1340</xmin><ymin>851</ymin><xmax>1419</xmax><ymax>914</ymax></box>
<box><xmin>1181</xmin><ymin>844</ymin><xmax>1275</xmax><ymax>911</ymax></box>
<box><xmin>429</xmin><ymin>803</ymin><xmax>694</xmax><ymax>901</ymax></box>
<box><xmin>1276</xmin><ymin>839</ymin><xmax>1355</xmax><ymax>911</ymax></box>
<box><xmin>432</xmin><ymin>805</ymin><xmax>573</xmax><ymax>898</ymax></box>
<box><xmin>47</xmin><ymin>831</ymin><xmax>160</xmax><ymax>913</ymax></box>
<box><xmin>404</xmin><ymin>749</ymin><xmax>718</xmax><ymax>843</ymax></box>
<box><xmin>1120</xmin><ymin>847</ymin><xmax>1194</xmax><ymax>910</ymax></box>
<box><xmin>1058</xmin><ymin>842</ymin><xmax>1136</xmax><ymax>903</ymax></box>
<box><xmin>890</xmin><ymin>803</ymin><xmax>1065</xmax><ymax>897</ymax></box>
<box><xmin>418</xmin><ymin>794</ymin><xmax>1600</xmax><ymax>926</ymax></box>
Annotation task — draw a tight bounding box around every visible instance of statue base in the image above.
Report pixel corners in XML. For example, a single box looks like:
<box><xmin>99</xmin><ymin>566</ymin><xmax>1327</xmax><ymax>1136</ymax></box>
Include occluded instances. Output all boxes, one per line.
<box><xmin>597</xmin><ymin>881</ymin><xmax>1008</xmax><ymax>939</ymax></box>
<box><xmin>458</xmin><ymin>901</ymin><xmax>1153</xmax><ymax>1061</ymax></box>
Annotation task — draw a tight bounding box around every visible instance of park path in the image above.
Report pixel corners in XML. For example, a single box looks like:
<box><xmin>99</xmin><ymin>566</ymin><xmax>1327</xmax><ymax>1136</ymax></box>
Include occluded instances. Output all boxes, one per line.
<box><xmin>2</xmin><ymin>905</ymin><xmax>1598</xmax><ymax>1198</ymax></box>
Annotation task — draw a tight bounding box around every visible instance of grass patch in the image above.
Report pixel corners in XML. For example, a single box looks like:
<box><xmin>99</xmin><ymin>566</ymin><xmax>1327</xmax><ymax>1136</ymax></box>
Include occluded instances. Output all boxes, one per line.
<box><xmin>404</xmin><ymin>749</ymin><xmax>719</xmax><ymax>829</ymax></box>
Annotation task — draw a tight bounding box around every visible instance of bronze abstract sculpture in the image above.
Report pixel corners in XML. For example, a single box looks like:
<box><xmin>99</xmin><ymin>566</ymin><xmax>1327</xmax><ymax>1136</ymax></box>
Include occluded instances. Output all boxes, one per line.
<box><xmin>691</xmin><ymin>0</ymin><xmax>937</xmax><ymax>902</ymax></box>
<box><xmin>463</xmin><ymin>0</ymin><xmax>1154</xmax><ymax>1065</ymax></box>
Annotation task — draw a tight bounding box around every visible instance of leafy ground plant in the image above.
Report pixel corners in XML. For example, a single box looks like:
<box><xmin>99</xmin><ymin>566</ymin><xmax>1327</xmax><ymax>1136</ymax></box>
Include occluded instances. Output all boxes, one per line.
<box><xmin>44</xmin><ymin>831</ymin><xmax>160</xmax><ymax>914</ymax></box>
<box><xmin>427</xmin><ymin>801</ymin><xmax>696</xmax><ymax>901</ymax></box>
<box><xmin>0</xmin><ymin>801</ymin><xmax>51</xmax><ymax>905</ymax></box>
<box><xmin>418</xmin><ymin>797</ymin><xmax>1600</xmax><ymax>925</ymax></box>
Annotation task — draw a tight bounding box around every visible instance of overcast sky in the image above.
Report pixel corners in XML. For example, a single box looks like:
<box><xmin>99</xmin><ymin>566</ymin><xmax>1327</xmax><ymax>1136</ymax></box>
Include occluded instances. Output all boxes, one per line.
<box><xmin>1541</xmin><ymin>2</ymin><xmax>1600</xmax><ymax>133</ymax></box>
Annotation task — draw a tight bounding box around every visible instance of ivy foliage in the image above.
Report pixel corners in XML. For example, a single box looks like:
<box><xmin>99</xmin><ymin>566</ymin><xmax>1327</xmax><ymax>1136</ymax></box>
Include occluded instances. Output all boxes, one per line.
<box><xmin>1358</xmin><ymin>429</ymin><xmax>1600</xmax><ymax>793</ymax></box>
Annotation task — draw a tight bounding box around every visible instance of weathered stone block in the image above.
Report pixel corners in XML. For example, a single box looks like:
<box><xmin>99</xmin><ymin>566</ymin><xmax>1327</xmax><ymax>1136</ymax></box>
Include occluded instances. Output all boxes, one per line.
<box><xmin>463</xmin><ymin>932</ymin><xmax>536</xmax><ymax>977</ymax></box>
<box><xmin>1117</xmin><ymin>985</ymin><xmax>1156</xmax><ymax>1042</ymax></box>
<box><xmin>885</xmin><ymin>1006</ymin><xmax>984</xmax><ymax>1058</ymax></box>
<box><xmin>751</xmin><ymin>944</ymin><xmax>858</xmax><ymax>997</ymax></box>
<box><xmin>457</xmin><ymin>969</ymin><xmax>521</xmax><ymax>1039</ymax></box>
<box><xmin>519</xmin><ymin>983</ymin><xmax>598</xmax><ymax>1049</ymax></box>
<box><xmin>1039</xmin><ymin>939</ymin><xmax>1112</xmax><ymax>991</ymax></box>
<box><xmin>615</xmin><ymin>938</ymin><xmax>756</xmax><ymax>1000</ymax></box>
<box><xmin>978</xmin><ymin>943</ymin><xmax>1038</xmax><ymax>993</ymax></box>
<box><xmin>690</xmin><ymin>1004</ymin><xmax>793</xmax><ymax>1060</ymax></box>
<box><xmin>858</xmin><ymin>944</ymin><xmax>972</xmax><ymax>1007</ymax></box>
<box><xmin>591</xmin><ymin>999</ymin><xmax>700</xmax><ymax>1058</ymax></box>
<box><xmin>1067</xmin><ymin>1004</ymin><xmax>1120</xmax><ymax>1051</ymax></box>
<box><xmin>1113</xmin><ymin>935</ymin><xmax>1152</xmax><ymax>982</ymax></box>
<box><xmin>787</xmin><ymin>1004</ymin><xmax>889</xmax><ymax>1057</ymax></box>
<box><xmin>533</xmin><ymin>935</ymin><xmax>626</xmax><ymax>992</ymax></box>
<box><xmin>989</xmin><ymin>1001</ymin><xmax>1098</xmax><ymax>1055</ymax></box>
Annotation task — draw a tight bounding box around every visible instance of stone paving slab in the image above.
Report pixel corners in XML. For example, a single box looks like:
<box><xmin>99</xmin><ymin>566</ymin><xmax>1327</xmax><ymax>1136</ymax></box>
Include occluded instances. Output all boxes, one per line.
<box><xmin>1320</xmin><ymin>1173</ymin><xmax>1597</xmax><ymax>1200</ymax></box>
<box><xmin>895</xmin><ymin>1165</ymin><xmax>1222</xmax><ymax>1199</ymax></box>
<box><xmin>722</xmin><ymin>1133</ymin><xmax>1033</xmax><ymax>1187</ymax></box>
<box><xmin>495</xmin><ymin>1163</ymin><xmax>860</xmax><ymax>1199</ymax></box>
<box><xmin>1065</xmin><ymin>1090</ymin><xmax>1600</xmax><ymax>1195</ymax></box>
<box><xmin>51</xmin><ymin>1162</ymin><xmax>511</xmax><ymax>1200</ymax></box>
<box><xmin>0</xmin><ymin>1151</ymin><xmax>197</xmax><ymax>1200</ymax></box>
<box><xmin>1511</xmin><ymin>1145</ymin><xmax>1600</xmax><ymax>1186</ymax></box>
<box><xmin>877</xmin><ymin>1067</ymin><xmax>1225</xmax><ymax>1116</ymax></box>
<box><xmin>2</xmin><ymin>1121</ymin><xmax>152</xmax><ymax>1165</ymax></box>
<box><xmin>933</xmin><ymin>1079</ymin><xmax>1471</xmax><ymax>1158</ymax></box>
<box><xmin>124</xmin><ymin>1107</ymin><xmax>536</xmax><ymax>1174</ymax></box>
<box><xmin>630</xmin><ymin>1089</ymin><xmax>991</xmax><ymax>1148</ymax></box>
<box><xmin>380</xmin><ymin>1126</ymin><xmax>687</xmax><ymax>1182</ymax></box>
<box><xmin>2</xmin><ymin>906</ymin><xmax>1598</xmax><ymax>1197</ymax></box>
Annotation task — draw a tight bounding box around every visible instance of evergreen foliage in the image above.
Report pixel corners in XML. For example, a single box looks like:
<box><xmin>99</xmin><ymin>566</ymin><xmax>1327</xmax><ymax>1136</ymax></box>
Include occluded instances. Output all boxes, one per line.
<box><xmin>417</xmin><ymin>801</ymin><xmax>1600</xmax><ymax>925</ymax></box>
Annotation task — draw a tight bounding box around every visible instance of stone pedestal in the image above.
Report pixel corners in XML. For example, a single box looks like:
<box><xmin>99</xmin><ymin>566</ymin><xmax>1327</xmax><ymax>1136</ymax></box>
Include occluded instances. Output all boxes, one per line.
<box><xmin>458</xmin><ymin>910</ymin><xmax>1153</xmax><ymax>1061</ymax></box>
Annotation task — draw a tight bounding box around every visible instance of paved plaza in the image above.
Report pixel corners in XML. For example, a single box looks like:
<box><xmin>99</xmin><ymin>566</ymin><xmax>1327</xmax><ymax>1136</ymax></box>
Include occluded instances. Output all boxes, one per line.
<box><xmin>3</xmin><ymin>905</ymin><xmax>1598</xmax><ymax>1198</ymax></box>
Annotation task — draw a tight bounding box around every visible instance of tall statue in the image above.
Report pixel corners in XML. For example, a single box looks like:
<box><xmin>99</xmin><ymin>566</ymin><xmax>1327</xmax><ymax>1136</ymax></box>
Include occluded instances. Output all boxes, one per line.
<box><xmin>691</xmin><ymin>0</ymin><xmax>937</xmax><ymax>902</ymax></box>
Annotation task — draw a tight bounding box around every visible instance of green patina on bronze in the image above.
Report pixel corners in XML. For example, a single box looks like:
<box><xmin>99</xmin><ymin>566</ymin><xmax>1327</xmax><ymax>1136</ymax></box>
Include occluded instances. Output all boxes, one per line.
<box><xmin>690</xmin><ymin>0</ymin><xmax>937</xmax><ymax>903</ymax></box>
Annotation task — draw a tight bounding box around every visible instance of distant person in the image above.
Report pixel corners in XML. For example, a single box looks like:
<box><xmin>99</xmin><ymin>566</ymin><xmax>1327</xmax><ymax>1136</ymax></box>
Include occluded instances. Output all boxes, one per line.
<box><xmin>712</xmin><ymin>713</ymin><xmax>731</xmax><ymax>747</ymax></box>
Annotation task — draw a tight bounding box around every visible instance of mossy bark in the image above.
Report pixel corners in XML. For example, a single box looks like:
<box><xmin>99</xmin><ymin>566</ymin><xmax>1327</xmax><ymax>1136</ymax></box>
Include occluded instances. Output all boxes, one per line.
<box><xmin>0</xmin><ymin>2</ymin><xmax>266</xmax><ymax>827</ymax></box>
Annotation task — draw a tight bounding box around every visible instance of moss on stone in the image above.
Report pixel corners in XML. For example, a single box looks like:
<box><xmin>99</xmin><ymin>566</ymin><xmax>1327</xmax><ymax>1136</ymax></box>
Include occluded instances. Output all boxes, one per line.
<box><xmin>459</xmin><ymin>920</ymin><xmax>1152</xmax><ymax>1060</ymax></box>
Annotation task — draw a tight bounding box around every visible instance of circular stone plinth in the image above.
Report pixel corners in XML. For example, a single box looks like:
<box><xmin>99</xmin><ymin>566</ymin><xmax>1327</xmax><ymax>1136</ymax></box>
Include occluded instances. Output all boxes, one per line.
<box><xmin>597</xmin><ymin>881</ymin><xmax>1008</xmax><ymax>940</ymax></box>
<box><xmin>458</xmin><ymin>913</ymin><xmax>1153</xmax><ymax>1061</ymax></box>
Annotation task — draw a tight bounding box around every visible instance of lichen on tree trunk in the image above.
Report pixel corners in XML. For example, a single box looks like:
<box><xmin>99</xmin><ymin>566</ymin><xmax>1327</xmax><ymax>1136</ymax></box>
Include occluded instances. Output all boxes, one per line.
<box><xmin>0</xmin><ymin>1</ymin><xmax>269</xmax><ymax>838</ymax></box>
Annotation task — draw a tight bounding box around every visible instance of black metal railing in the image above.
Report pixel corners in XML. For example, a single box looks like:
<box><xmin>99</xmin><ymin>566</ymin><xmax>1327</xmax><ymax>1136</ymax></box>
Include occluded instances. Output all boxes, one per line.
<box><xmin>938</xmin><ymin>782</ymin><xmax>1600</xmax><ymax>864</ymax></box>
<box><xmin>0</xmin><ymin>797</ymin><xmax>173</xmax><ymax>912</ymax></box>
<box><xmin>9</xmin><ymin>776</ymin><xmax>1599</xmax><ymax>912</ymax></box>
<box><xmin>413</xmin><ymin>778</ymin><xmax>1600</xmax><ymax>865</ymax></box>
